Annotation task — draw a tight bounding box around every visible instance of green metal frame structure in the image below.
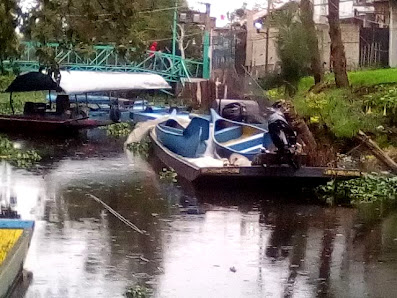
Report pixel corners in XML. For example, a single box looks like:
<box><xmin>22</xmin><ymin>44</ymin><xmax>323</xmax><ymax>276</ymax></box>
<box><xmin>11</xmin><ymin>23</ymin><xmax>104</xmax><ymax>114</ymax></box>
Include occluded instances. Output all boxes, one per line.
<box><xmin>8</xmin><ymin>42</ymin><xmax>203</xmax><ymax>83</ymax></box>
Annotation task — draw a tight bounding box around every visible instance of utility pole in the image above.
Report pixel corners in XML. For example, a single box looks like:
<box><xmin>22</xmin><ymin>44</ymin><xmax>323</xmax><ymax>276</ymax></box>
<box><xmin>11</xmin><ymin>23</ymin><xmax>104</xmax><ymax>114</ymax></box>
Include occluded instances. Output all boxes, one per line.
<box><xmin>172</xmin><ymin>0</ymin><xmax>178</xmax><ymax>74</ymax></box>
<box><xmin>265</xmin><ymin>0</ymin><xmax>272</xmax><ymax>74</ymax></box>
<box><xmin>203</xmin><ymin>2</ymin><xmax>211</xmax><ymax>79</ymax></box>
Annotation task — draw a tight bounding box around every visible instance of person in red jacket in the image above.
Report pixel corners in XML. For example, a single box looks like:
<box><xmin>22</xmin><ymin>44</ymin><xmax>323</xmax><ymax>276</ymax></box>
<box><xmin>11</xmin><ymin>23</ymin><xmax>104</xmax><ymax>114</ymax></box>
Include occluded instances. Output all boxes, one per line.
<box><xmin>149</xmin><ymin>41</ymin><xmax>158</xmax><ymax>57</ymax></box>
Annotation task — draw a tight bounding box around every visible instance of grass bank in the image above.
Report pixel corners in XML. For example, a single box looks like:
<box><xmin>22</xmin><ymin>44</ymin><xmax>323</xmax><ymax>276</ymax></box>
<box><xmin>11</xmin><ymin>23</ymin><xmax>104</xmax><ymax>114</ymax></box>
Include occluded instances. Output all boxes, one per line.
<box><xmin>268</xmin><ymin>69</ymin><xmax>397</xmax><ymax>146</ymax></box>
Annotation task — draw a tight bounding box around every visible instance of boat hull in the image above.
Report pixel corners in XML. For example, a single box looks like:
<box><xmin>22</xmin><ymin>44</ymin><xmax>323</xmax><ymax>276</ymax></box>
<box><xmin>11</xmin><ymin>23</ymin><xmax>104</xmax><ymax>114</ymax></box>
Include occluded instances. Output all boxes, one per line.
<box><xmin>0</xmin><ymin>220</ymin><xmax>34</xmax><ymax>298</ymax></box>
<box><xmin>0</xmin><ymin>115</ymin><xmax>110</xmax><ymax>134</ymax></box>
<box><xmin>149</xmin><ymin>129</ymin><xmax>362</xmax><ymax>188</ymax></box>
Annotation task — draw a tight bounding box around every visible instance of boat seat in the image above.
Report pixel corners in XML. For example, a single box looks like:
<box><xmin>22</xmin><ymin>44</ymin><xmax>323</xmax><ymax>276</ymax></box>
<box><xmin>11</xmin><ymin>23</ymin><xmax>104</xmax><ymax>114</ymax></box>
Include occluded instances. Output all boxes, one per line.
<box><xmin>228</xmin><ymin>133</ymin><xmax>264</xmax><ymax>152</ymax></box>
<box><xmin>158</xmin><ymin>124</ymin><xmax>183</xmax><ymax>134</ymax></box>
<box><xmin>164</xmin><ymin>119</ymin><xmax>184</xmax><ymax>129</ymax></box>
<box><xmin>24</xmin><ymin>102</ymin><xmax>47</xmax><ymax>115</ymax></box>
<box><xmin>183</xmin><ymin>117</ymin><xmax>210</xmax><ymax>141</ymax></box>
<box><xmin>214</xmin><ymin>126</ymin><xmax>242</xmax><ymax>143</ymax></box>
<box><xmin>239</xmin><ymin>144</ymin><xmax>263</xmax><ymax>154</ymax></box>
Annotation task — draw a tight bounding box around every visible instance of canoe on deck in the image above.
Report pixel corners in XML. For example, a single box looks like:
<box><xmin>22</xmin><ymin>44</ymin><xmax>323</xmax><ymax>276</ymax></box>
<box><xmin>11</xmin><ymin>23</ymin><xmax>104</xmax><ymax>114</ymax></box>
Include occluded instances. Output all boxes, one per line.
<box><xmin>149</xmin><ymin>128</ymin><xmax>363</xmax><ymax>188</ymax></box>
<box><xmin>0</xmin><ymin>220</ymin><xmax>34</xmax><ymax>298</ymax></box>
<box><xmin>211</xmin><ymin>109</ymin><xmax>273</xmax><ymax>161</ymax></box>
<box><xmin>155</xmin><ymin>116</ymin><xmax>210</xmax><ymax>158</ymax></box>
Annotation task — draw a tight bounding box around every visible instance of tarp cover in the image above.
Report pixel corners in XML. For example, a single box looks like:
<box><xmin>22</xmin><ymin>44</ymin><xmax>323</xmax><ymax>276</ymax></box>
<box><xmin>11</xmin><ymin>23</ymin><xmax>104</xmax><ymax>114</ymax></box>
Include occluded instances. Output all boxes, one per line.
<box><xmin>5</xmin><ymin>72</ymin><xmax>61</xmax><ymax>92</ymax></box>
<box><xmin>5</xmin><ymin>71</ymin><xmax>171</xmax><ymax>93</ymax></box>
<box><xmin>59</xmin><ymin>71</ymin><xmax>171</xmax><ymax>94</ymax></box>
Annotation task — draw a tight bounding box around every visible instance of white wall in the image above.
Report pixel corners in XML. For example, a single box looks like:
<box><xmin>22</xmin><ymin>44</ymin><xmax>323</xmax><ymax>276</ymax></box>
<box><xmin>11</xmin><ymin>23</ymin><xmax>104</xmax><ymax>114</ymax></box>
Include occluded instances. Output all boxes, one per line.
<box><xmin>389</xmin><ymin>0</ymin><xmax>397</xmax><ymax>67</ymax></box>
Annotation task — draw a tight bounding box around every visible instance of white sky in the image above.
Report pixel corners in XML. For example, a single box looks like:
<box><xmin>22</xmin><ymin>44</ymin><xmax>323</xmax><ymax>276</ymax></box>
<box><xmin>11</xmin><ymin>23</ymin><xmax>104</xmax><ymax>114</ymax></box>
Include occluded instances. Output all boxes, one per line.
<box><xmin>188</xmin><ymin>0</ymin><xmax>262</xmax><ymax>26</ymax></box>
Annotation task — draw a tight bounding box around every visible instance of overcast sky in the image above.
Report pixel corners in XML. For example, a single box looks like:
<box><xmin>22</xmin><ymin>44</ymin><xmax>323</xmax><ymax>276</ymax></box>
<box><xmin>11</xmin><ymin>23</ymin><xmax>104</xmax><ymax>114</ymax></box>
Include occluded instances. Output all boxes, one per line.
<box><xmin>189</xmin><ymin>0</ymin><xmax>262</xmax><ymax>26</ymax></box>
<box><xmin>20</xmin><ymin>0</ymin><xmax>264</xmax><ymax>27</ymax></box>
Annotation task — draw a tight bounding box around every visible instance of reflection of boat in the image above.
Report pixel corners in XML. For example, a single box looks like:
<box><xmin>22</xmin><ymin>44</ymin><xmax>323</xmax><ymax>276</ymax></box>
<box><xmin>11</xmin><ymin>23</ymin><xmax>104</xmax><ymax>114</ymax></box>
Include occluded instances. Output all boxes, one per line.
<box><xmin>155</xmin><ymin>115</ymin><xmax>210</xmax><ymax>158</ymax></box>
<box><xmin>0</xmin><ymin>219</ymin><xmax>35</xmax><ymax>298</ymax></box>
<box><xmin>211</xmin><ymin>109</ymin><xmax>273</xmax><ymax>161</ymax></box>
<box><xmin>2</xmin><ymin>71</ymin><xmax>170</xmax><ymax>134</ymax></box>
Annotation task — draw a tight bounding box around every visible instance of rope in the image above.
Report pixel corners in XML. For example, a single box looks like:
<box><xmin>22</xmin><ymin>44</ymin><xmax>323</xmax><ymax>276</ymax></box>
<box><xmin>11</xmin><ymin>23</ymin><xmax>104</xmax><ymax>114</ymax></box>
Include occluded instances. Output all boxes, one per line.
<box><xmin>86</xmin><ymin>193</ymin><xmax>146</xmax><ymax>235</ymax></box>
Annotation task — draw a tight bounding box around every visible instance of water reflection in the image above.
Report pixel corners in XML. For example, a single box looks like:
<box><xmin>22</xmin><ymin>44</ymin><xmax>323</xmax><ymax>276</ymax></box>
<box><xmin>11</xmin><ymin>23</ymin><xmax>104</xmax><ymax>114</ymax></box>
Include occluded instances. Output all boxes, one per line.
<box><xmin>0</xmin><ymin>131</ymin><xmax>396</xmax><ymax>297</ymax></box>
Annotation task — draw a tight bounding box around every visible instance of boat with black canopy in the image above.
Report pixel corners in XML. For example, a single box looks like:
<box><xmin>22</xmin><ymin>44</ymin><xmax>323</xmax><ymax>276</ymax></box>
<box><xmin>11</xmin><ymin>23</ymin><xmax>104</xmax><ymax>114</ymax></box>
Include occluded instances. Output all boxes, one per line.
<box><xmin>1</xmin><ymin>70</ymin><xmax>170</xmax><ymax>134</ymax></box>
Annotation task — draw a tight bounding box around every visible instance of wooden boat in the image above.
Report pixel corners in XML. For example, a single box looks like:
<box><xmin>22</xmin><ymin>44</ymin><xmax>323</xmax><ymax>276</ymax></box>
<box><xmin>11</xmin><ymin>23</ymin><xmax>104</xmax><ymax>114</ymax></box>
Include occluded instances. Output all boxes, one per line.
<box><xmin>155</xmin><ymin>115</ymin><xmax>210</xmax><ymax>158</ymax></box>
<box><xmin>0</xmin><ymin>114</ymin><xmax>105</xmax><ymax>133</ymax></box>
<box><xmin>0</xmin><ymin>219</ymin><xmax>35</xmax><ymax>298</ymax></box>
<box><xmin>149</xmin><ymin>128</ymin><xmax>363</xmax><ymax>188</ymax></box>
<box><xmin>211</xmin><ymin>109</ymin><xmax>273</xmax><ymax>161</ymax></box>
<box><xmin>2</xmin><ymin>71</ymin><xmax>171</xmax><ymax>134</ymax></box>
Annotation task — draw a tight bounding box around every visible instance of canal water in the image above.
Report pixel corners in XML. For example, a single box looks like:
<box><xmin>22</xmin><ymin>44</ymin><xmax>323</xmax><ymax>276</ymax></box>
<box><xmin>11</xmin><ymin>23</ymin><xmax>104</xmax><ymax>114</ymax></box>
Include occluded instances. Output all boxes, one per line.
<box><xmin>2</xmin><ymin>129</ymin><xmax>397</xmax><ymax>298</ymax></box>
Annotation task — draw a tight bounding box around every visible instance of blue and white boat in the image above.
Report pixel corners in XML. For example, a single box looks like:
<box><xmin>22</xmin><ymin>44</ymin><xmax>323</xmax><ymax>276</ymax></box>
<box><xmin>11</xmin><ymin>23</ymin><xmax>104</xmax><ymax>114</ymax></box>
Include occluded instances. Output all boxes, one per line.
<box><xmin>0</xmin><ymin>218</ymin><xmax>35</xmax><ymax>298</ymax></box>
<box><xmin>155</xmin><ymin>114</ymin><xmax>210</xmax><ymax>158</ymax></box>
<box><xmin>211</xmin><ymin>109</ymin><xmax>273</xmax><ymax>161</ymax></box>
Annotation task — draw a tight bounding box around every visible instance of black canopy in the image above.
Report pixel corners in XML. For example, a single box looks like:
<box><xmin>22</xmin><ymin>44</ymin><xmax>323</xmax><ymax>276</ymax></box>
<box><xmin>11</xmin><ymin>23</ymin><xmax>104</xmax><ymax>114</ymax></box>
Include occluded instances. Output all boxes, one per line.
<box><xmin>5</xmin><ymin>72</ymin><xmax>62</xmax><ymax>93</ymax></box>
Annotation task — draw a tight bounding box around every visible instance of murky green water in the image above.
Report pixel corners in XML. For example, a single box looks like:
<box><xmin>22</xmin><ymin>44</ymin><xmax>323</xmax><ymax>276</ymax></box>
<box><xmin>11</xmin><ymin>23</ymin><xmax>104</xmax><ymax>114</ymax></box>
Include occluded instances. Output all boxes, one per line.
<box><xmin>1</xmin><ymin>129</ymin><xmax>397</xmax><ymax>298</ymax></box>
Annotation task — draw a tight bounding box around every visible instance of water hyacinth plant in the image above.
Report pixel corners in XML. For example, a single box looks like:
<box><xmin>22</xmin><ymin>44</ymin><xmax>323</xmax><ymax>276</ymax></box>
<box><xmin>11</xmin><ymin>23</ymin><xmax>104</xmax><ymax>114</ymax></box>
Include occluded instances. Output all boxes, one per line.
<box><xmin>159</xmin><ymin>168</ymin><xmax>177</xmax><ymax>183</ymax></box>
<box><xmin>316</xmin><ymin>174</ymin><xmax>397</xmax><ymax>204</ymax></box>
<box><xmin>126</xmin><ymin>137</ymin><xmax>150</xmax><ymax>157</ymax></box>
<box><xmin>105</xmin><ymin>122</ymin><xmax>134</xmax><ymax>137</ymax></box>
<box><xmin>0</xmin><ymin>135</ymin><xmax>41</xmax><ymax>167</ymax></box>
<box><xmin>125</xmin><ymin>285</ymin><xmax>150</xmax><ymax>298</ymax></box>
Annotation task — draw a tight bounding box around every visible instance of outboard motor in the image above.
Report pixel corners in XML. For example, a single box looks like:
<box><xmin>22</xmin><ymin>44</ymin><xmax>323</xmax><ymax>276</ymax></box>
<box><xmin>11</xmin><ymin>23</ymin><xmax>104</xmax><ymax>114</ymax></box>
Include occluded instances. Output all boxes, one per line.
<box><xmin>109</xmin><ymin>105</ymin><xmax>121</xmax><ymax>122</ymax></box>
<box><xmin>267</xmin><ymin>103</ymin><xmax>300</xmax><ymax>168</ymax></box>
<box><xmin>168</xmin><ymin>106</ymin><xmax>179</xmax><ymax>113</ymax></box>
<box><xmin>222</xmin><ymin>102</ymin><xmax>247</xmax><ymax>122</ymax></box>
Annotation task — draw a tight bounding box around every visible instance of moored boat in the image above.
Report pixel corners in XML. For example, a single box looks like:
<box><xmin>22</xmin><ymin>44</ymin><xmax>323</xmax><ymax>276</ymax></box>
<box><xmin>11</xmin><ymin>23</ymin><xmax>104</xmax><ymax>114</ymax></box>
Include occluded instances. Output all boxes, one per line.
<box><xmin>2</xmin><ymin>71</ymin><xmax>171</xmax><ymax>134</ymax></box>
<box><xmin>211</xmin><ymin>109</ymin><xmax>273</xmax><ymax>161</ymax></box>
<box><xmin>148</xmin><ymin>128</ymin><xmax>363</xmax><ymax>188</ymax></box>
<box><xmin>0</xmin><ymin>219</ymin><xmax>34</xmax><ymax>298</ymax></box>
<box><xmin>155</xmin><ymin>114</ymin><xmax>210</xmax><ymax>158</ymax></box>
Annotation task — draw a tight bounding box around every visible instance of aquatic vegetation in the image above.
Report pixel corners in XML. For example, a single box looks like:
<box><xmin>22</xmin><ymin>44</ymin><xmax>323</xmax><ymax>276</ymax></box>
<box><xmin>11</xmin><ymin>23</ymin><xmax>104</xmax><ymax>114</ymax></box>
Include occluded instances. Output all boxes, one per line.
<box><xmin>0</xmin><ymin>135</ymin><xmax>41</xmax><ymax>167</ymax></box>
<box><xmin>126</xmin><ymin>137</ymin><xmax>150</xmax><ymax>157</ymax></box>
<box><xmin>105</xmin><ymin>122</ymin><xmax>134</xmax><ymax>137</ymax></box>
<box><xmin>125</xmin><ymin>285</ymin><xmax>150</xmax><ymax>298</ymax></box>
<box><xmin>0</xmin><ymin>229</ymin><xmax>23</xmax><ymax>265</ymax></box>
<box><xmin>159</xmin><ymin>168</ymin><xmax>177</xmax><ymax>183</ymax></box>
<box><xmin>316</xmin><ymin>174</ymin><xmax>397</xmax><ymax>204</ymax></box>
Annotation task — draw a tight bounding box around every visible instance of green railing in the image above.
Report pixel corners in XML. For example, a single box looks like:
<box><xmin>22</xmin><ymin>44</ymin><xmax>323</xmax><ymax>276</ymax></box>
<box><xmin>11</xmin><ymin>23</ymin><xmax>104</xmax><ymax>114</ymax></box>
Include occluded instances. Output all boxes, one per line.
<box><xmin>8</xmin><ymin>42</ymin><xmax>203</xmax><ymax>83</ymax></box>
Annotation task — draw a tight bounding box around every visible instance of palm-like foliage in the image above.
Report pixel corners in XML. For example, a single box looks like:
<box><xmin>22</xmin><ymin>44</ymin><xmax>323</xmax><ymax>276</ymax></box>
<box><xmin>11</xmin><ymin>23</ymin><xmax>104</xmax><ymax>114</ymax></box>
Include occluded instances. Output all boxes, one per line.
<box><xmin>0</xmin><ymin>0</ymin><xmax>20</xmax><ymax>74</ymax></box>
<box><xmin>269</xmin><ymin>3</ymin><xmax>310</xmax><ymax>96</ymax></box>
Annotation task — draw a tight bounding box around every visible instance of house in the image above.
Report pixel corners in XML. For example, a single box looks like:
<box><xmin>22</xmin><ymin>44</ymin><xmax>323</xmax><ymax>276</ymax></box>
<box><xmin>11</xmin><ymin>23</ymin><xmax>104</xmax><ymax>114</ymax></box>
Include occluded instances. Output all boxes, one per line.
<box><xmin>238</xmin><ymin>0</ymin><xmax>390</xmax><ymax>77</ymax></box>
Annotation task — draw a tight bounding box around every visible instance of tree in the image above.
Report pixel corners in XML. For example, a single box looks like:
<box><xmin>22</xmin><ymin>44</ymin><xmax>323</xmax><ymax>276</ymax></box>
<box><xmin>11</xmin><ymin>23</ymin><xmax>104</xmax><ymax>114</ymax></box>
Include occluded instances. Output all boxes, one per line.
<box><xmin>22</xmin><ymin>0</ymin><xmax>186</xmax><ymax>70</ymax></box>
<box><xmin>270</xmin><ymin>3</ymin><xmax>310</xmax><ymax>96</ymax></box>
<box><xmin>300</xmin><ymin>0</ymin><xmax>324</xmax><ymax>84</ymax></box>
<box><xmin>0</xmin><ymin>0</ymin><xmax>20</xmax><ymax>74</ymax></box>
<box><xmin>328</xmin><ymin>0</ymin><xmax>349</xmax><ymax>87</ymax></box>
